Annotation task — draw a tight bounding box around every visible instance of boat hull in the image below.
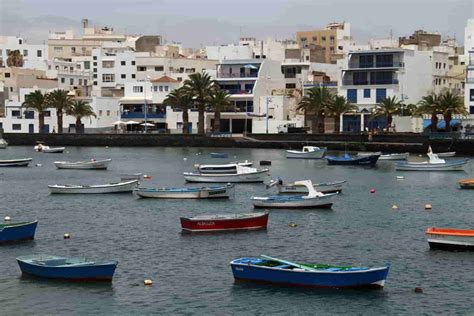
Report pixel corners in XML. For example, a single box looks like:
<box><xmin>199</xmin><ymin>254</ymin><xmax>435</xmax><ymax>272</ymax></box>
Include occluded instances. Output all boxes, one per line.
<box><xmin>17</xmin><ymin>259</ymin><xmax>117</xmax><ymax>282</ymax></box>
<box><xmin>230</xmin><ymin>260</ymin><xmax>390</xmax><ymax>288</ymax></box>
<box><xmin>252</xmin><ymin>194</ymin><xmax>335</xmax><ymax>209</ymax></box>
<box><xmin>42</xmin><ymin>148</ymin><xmax>65</xmax><ymax>154</ymax></box>
<box><xmin>286</xmin><ymin>148</ymin><xmax>326</xmax><ymax>159</ymax></box>
<box><xmin>277</xmin><ymin>181</ymin><xmax>346</xmax><ymax>194</ymax></box>
<box><xmin>48</xmin><ymin>180</ymin><xmax>138</xmax><ymax>194</ymax></box>
<box><xmin>210</xmin><ymin>152</ymin><xmax>228</xmax><ymax>158</ymax></box>
<box><xmin>426</xmin><ymin>228</ymin><xmax>474</xmax><ymax>250</ymax></box>
<box><xmin>180</xmin><ymin>213</ymin><xmax>268</xmax><ymax>232</ymax></box>
<box><xmin>0</xmin><ymin>158</ymin><xmax>32</xmax><ymax>167</ymax></box>
<box><xmin>197</xmin><ymin>162</ymin><xmax>253</xmax><ymax>174</ymax></box>
<box><xmin>0</xmin><ymin>221</ymin><xmax>38</xmax><ymax>243</ymax></box>
<box><xmin>395</xmin><ymin>159</ymin><xmax>468</xmax><ymax>171</ymax></box>
<box><xmin>184</xmin><ymin>170</ymin><xmax>268</xmax><ymax>183</ymax></box>
<box><xmin>326</xmin><ymin>155</ymin><xmax>379</xmax><ymax>167</ymax></box>
<box><xmin>135</xmin><ymin>185</ymin><xmax>233</xmax><ymax>199</ymax></box>
<box><xmin>54</xmin><ymin>159</ymin><xmax>111</xmax><ymax>170</ymax></box>
<box><xmin>436</xmin><ymin>152</ymin><xmax>456</xmax><ymax>157</ymax></box>
<box><xmin>379</xmin><ymin>153</ymin><xmax>409</xmax><ymax>160</ymax></box>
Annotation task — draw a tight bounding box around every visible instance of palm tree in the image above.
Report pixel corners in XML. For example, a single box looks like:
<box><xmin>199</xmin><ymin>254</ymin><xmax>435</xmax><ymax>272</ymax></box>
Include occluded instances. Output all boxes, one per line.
<box><xmin>66</xmin><ymin>100</ymin><xmax>96</xmax><ymax>133</ymax></box>
<box><xmin>208</xmin><ymin>88</ymin><xmax>232</xmax><ymax>133</ymax></box>
<box><xmin>326</xmin><ymin>95</ymin><xmax>357</xmax><ymax>133</ymax></box>
<box><xmin>417</xmin><ymin>93</ymin><xmax>441</xmax><ymax>132</ymax></box>
<box><xmin>184</xmin><ymin>72</ymin><xmax>214</xmax><ymax>134</ymax></box>
<box><xmin>438</xmin><ymin>90</ymin><xmax>467</xmax><ymax>132</ymax></box>
<box><xmin>163</xmin><ymin>87</ymin><xmax>194</xmax><ymax>134</ymax></box>
<box><xmin>296</xmin><ymin>86</ymin><xmax>332</xmax><ymax>133</ymax></box>
<box><xmin>22</xmin><ymin>90</ymin><xmax>49</xmax><ymax>133</ymax></box>
<box><xmin>7</xmin><ymin>50</ymin><xmax>24</xmax><ymax>67</ymax></box>
<box><xmin>371</xmin><ymin>96</ymin><xmax>402</xmax><ymax>132</ymax></box>
<box><xmin>45</xmin><ymin>89</ymin><xmax>74</xmax><ymax>133</ymax></box>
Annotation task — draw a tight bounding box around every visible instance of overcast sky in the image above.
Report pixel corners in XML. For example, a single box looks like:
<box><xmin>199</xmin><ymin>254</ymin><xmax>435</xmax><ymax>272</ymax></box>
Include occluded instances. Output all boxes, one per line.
<box><xmin>0</xmin><ymin>0</ymin><xmax>473</xmax><ymax>47</ymax></box>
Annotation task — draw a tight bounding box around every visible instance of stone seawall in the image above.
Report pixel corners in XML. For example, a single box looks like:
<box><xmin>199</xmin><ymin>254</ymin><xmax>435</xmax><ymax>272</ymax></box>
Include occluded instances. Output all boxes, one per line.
<box><xmin>3</xmin><ymin>133</ymin><xmax>473</xmax><ymax>155</ymax></box>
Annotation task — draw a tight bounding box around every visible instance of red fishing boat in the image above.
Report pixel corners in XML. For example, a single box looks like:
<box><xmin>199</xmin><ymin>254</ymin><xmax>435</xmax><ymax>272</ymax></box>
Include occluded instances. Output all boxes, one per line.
<box><xmin>180</xmin><ymin>212</ymin><xmax>269</xmax><ymax>233</ymax></box>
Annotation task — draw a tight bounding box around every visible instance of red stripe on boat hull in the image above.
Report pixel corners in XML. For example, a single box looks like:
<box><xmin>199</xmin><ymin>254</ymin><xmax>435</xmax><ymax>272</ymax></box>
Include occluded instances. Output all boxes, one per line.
<box><xmin>180</xmin><ymin>213</ymin><xmax>269</xmax><ymax>232</ymax></box>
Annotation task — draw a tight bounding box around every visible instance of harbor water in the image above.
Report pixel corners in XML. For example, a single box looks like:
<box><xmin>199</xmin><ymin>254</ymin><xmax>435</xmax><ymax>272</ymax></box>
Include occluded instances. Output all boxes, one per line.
<box><xmin>0</xmin><ymin>146</ymin><xmax>473</xmax><ymax>314</ymax></box>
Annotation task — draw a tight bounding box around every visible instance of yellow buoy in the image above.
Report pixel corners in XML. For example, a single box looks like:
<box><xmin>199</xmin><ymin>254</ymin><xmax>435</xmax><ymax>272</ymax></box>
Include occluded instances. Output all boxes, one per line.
<box><xmin>425</xmin><ymin>204</ymin><xmax>432</xmax><ymax>210</ymax></box>
<box><xmin>4</xmin><ymin>216</ymin><xmax>11</xmax><ymax>222</ymax></box>
<box><xmin>144</xmin><ymin>279</ymin><xmax>153</xmax><ymax>286</ymax></box>
<box><xmin>392</xmin><ymin>204</ymin><xmax>398</xmax><ymax>210</ymax></box>
<box><xmin>288</xmin><ymin>223</ymin><xmax>298</xmax><ymax>228</ymax></box>
<box><xmin>63</xmin><ymin>233</ymin><xmax>70</xmax><ymax>239</ymax></box>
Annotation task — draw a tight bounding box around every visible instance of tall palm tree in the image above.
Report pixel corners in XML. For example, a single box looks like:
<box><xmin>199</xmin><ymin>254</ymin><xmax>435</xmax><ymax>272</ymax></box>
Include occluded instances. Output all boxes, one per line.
<box><xmin>66</xmin><ymin>100</ymin><xmax>96</xmax><ymax>133</ymax></box>
<box><xmin>163</xmin><ymin>87</ymin><xmax>194</xmax><ymax>134</ymax></box>
<box><xmin>326</xmin><ymin>95</ymin><xmax>357</xmax><ymax>133</ymax></box>
<box><xmin>371</xmin><ymin>96</ymin><xmax>402</xmax><ymax>132</ymax></box>
<box><xmin>45</xmin><ymin>89</ymin><xmax>74</xmax><ymax>133</ymax></box>
<box><xmin>208</xmin><ymin>88</ymin><xmax>232</xmax><ymax>133</ymax></box>
<box><xmin>22</xmin><ymin>90</ymin><xmax>49</xmax><ymax>133</ymax></box>
<box><xmin>296</xmin><ymin>86</ymin><xmax>332</xmax><ymax>133</ymax></box>
<box><xmin>7</xmin><ymin>50</ymin><xmax>24</xmax><ymax>67</ymax></box>
<box><xmin>438</xmin><ymin>90</ymin><xmax>467</xmax><ymax>132</ymax></box>
<box><xmin>184</xmin><ymin>72</ymin><xmax>214</xmax><ymax>134</ymax></box>
<box><xmin>417</xmin><ymin>93</ymin><xmax>441</xmax><ymax>132</ymax></box>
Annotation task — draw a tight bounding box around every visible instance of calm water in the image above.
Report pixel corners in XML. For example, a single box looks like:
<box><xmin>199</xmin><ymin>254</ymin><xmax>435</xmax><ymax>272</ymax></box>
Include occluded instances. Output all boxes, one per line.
<box><xmin>0</xmin><ymin>146</ymin><xmax>473</xmax><ymax>315</ymax></box>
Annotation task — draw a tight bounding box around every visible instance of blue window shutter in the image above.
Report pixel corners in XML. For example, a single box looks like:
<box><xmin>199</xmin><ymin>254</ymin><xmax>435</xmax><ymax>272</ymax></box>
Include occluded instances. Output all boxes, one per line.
<box><xmin>364</xmin><ymin>89</ymin><xmax>371</xmax><ymax>98</ymax></box>
<box><xmin>376</xmin><ymin>89</ymin><xmax>386</xmax><ymax>102</ymax></box>
<box><xmin>347</xmin><ymin>89</ymin><xmax>357</xmax><ymax>103</ymax></box>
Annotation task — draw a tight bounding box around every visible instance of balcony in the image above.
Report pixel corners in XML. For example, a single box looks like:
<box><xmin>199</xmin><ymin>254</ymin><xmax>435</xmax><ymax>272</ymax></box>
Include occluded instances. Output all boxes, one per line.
<box><xmin>342</xmin><ymin>79</ymin><xmax>399</xmax><ymax>86</ymax></box>
<box><xmin>217</xmin><ymin>73</ymin><xmax>258</xmax><ymax>79</ymax></box>
<box><xmin>121</xmin><ymin>112</ymin><xmax>165</xmax><ymax>119</ymax></box>
<box><xmin>303</xmin><ymin>81</ymin><xmax>338</xmax><ymax>88</ymax></box>
<box><xmin>348</xmin><ymin>61</ymin><xmax>404</xmax><ymax>69</ymax></box>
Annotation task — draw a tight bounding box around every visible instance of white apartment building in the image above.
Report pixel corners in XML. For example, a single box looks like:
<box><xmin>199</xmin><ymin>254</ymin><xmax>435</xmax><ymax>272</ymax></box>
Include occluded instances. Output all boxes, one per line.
<box><xmin>0</xmin><ymin>36</ymin><xmax>48</xmax><ymax>70</ymax></box>
<box><xmin>465</xmin><ymin>51</ymin><xmax>474</xmax><ymax>116</ymax></box>
<box><xmin>339</xmin><ymin>48</ymin><xmax>449</xmax><ymax>132</ymax></box>
<box><xmin>49</xmin><ymin>58</ymin><xmax>93</xmax><ymax>97</ymax></box>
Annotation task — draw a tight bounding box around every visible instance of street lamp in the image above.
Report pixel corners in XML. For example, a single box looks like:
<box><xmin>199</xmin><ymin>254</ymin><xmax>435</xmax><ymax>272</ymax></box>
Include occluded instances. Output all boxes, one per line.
<box><xmin>266</xmin><ymin>75</ymin><xmax>271</xmax><ymax>134</ymax></box>
<box><xmin>144</xmin><ymin>75</ymin><xmax>150</xmax><ymax>133</ymax></box>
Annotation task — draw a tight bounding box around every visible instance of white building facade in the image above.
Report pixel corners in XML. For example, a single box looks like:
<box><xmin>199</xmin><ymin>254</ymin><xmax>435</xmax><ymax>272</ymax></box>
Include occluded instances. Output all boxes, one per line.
<box><xmin>0</xmin><ymin>36</ymin><xmax>49</xmax><ymax>71</ymax></box>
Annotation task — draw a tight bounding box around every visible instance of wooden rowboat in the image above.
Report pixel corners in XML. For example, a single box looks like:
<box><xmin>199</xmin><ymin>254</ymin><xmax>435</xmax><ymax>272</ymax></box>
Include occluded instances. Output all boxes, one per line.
<box><xmin>180</xmin><ymin>212</ymin><xmax>268</xmax><ymax>232</ymax></box>
<box><xmin>54</xmin><ymin>159</ymin><xmax>112</xmax><ymax>170</ymax></box>
<box><xmin>48</xmin><ymin>180</ymin><xmax>139</xmax><ymax>194</ymax></box>
<box><xmin>230</xmin><ymin>255</ymin><xmax>390</xmax><ymax>288</ymax></box>
<box><xmin>426</xmin><ymin>227</ymin><xmax>474</xmax><ymax>250</ymax></box>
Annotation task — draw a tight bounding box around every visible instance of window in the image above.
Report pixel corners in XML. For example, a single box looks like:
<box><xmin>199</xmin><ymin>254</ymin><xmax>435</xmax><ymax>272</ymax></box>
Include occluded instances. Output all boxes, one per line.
<box><xmin>330</xmin><ymin>47</ymin><xmax>335</xmax><ymax>53</ymax></box>
<box><xmin>131</xmin><ymin>74</ymin><xmax>136</xmax><ymax>79</ymax></box>
<box><xmin>121</xmin><ymin>74</ymin><xmax>126</xmax><ymax>79</ymax></box>
<box><xmin>99</xmin><ymin>110</ymin><xmax>103</xmax><ymax>116</ymax></box>
<box><xmin>286</xmin><ymin>83</ymin><xmax>296</xmax><ymax>89</ymax></box>
<box><xmin>159</xmin><ymin>86</ymin><xmax>163</xmax><ymax>92</ymax></box>
<box><xmin>23</xmin><ymin>50</ymin><xmax>28</xmax><ymax>57</ymax></box>
<box><xmin>376</xmin><ymin>88</ymin><xmax>387</xmax><ymax>102</ymax></box>
<box><xmin>102</xmin><ymin>61</ymin><xmax>114</xmax><ymax>68</ymax></box>
<box><xmin>25</xmin><ymin>111</ymin><xmax>34</xmax><ymax>119</ymax></box>
<box><xmin>5</xmin><ymin>73</ymin><xmax>10</xmax><ymax>78</ymax></box>
<box><xmin>153</xmin><ymin>86</ymin><xmax>158</xmax><ymax>92</ymax></box>
<box><xmin>137</xmin><ymin>66</ymin><xmax>146</xmax><ymax>72</ymax></box>
<box><xmin>93</xmin><ymin>62</ymin><xmax>97</xmax><ymax>66</ymax></box>
<box><xmin>133</xmin><ymin>86</ymin><xmax>143</xmax><ymax>93</ymax></box>
<box><xmin>71</xmin><ymin>47</ymin><xmax>76</xmax><ymax>54</ymax></box>
<box><xmin>312</xmin><ymin>36</ymin><xmax>317</xmax><ymax>41</ymax></box>
<box><xmin>131</xmin><ymin>61</ymin><xmax>136</xmax><ymax>66</ymax></box>
<box><xmin>106</xmin><ymin>110</ymin><xmax>110</xmax><ymax>116</ymax></box>
<box><xmin>84</xmin><ymin>79</ymin><xmax>87</xmax><ymax>85</ymax></box>
<box><xmin>164</xmin><ymin>86</ymin><xmax>169</xmax><ymax>92</ymax></box>
<box><xmin>93</xmin><ymin>81</ymin><xmax>98</xmax><ymax>85</ymax></box>
<box><xmin>321</xmin><ymin>36</ymin><xmax>326</xmax><ymax>41</ymax></box>
<box><xmin>102</xmin><ymin>74</ymin><xmax>115</xmax><ymax>83</ymax></box>
<box><xmin>470</xmin><ymin>89</ymin><xmax>474</xmax><ymax>102</ymax></box>
<box><xmin>305</xmin><ymin>56</ymin><xmax>309</xmax><ymax>61</ymax></box>
<box><xmin>359</xmin><ymin>55</ymin><xmax>374</xmax><ymax>68</ymax></box>
<box><xmin>84</xmin><ymin>61</ymin><xmax>90</xmax><ymax>69</ymax></box>
<box><xmin>177</xmin><ymin>77</ymin><xmax>182</xmax><ymax>82</ymax></box>
<box><xmin>93</xmin><ymin>74</ymin><xmax>97</xmax><ymax>79</ymax></box>
<box><xmin>54</xmin><ymin>47</ymin><xmax>62</xmax><ymax>53</ymax></box>
<box><xmin>435</xmin><ymin>62</ymin><xmax>439</xmax><ymax>69</ymax></box>
<box><xmin>79</xmin><ymin>79</ymin><xmax>82</xmax><ymax>85</ymax></box>
<box><xmin>300</xmin><ymin>37</ymin><xmax>307</xmax><ymax>42</ymax></box>
<box><xmin>347</xmin><ymin>89</ymin><xmax>357</xmax><ymax>103</ymax></box>
<box><xmin>364</xmin><ymin>89</ymin><xmax>371</xmax><ymax>98</ymax></box>
<box><xmin>121</xmin><ymin>61</ymin><xmax>126</xmax><ymax>66</ymax></box>
<box><xmin>330</xmin><ymin>36</ymin><xmax>335</xmax><ymax>44</ymax></box>
<box><xmin>155</xmin><ymin>66</ymin><xmax>164</xmax><ymax>71</ymax></box>
<box><xmin>11</xmin><ymin>110</ymin><xmax>21</xmax><ymax>117</ymax></box>
<box><xmin>375</xmin><ymin>54</ymin><xmax>393</xmax><ymax>67</ymax></box>
<box><xmin>44</xmin><ymin>111</ymin><xmax>51</xmax><ymax>117</ymax></box>
<box><xmin>12</xmin><ymin>124</ymin><xmax>21</xmax><ymax>131</ymax></box>
<box><xmin>61</xmin><ymin>78</ymin><xmax>65</xmax><ymax>83</ymax></box>
<box><xmin>37</xmin><ymin>50</ymin><xmax>42</xmax><ymax>57</ymax></box>
<box><xmin>93</xmin><ymin>68</ymin><xmax>97</xmax><ymax>73</ymax></box>
<box><xmin>443</xmin><ymin>63</ymin><xmax>446</xmax><ymax>69</ymax></box>
<box><xmin>70</xmin><ymin>78</ymin><xmax>74</xmax><ymax>85</ymax></box>
<box><xmin>470</xmin><ymin>106</ymin><xmax>474</xmax><ymax>115</ymax></box>
<box><xmin>93</xmin><ymin>56</ymin><xmax>97</xmax><ymax>60</ymax></box>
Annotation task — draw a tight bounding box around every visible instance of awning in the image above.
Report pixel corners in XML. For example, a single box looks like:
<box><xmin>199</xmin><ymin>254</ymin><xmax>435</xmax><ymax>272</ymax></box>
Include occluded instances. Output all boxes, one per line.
<box><xmin>119</xmin><ymin>97</ymin><xmax>152</xmax><ymax>104</ymax></box>
<box><xmin>243</xmin><ymin>64</ymin><xmax>258</xmax><ymax>69</ymax></box>
<box><xmin>423</xmin><ymin>119</ymin><xmax>460</xmax><ymax>129</ymax></box>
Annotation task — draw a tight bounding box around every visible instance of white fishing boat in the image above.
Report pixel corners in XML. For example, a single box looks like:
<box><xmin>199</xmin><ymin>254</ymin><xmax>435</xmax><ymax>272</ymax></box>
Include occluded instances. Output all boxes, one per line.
<box><xmin>34</xmin><ymin>144</ymin><xmax>65</xmax><ymax>153</ymax></box>
<box><xmin>0</xmin><ymin>158</ymin><xmax>32</xmax><ymax>167</ymax></box>
<box><xmin>286</xmin><ymin>146</ymin><xmax>326</xmax><ymax>159</ymax></box>
<box><xmin>267</xmin><ymin>178</ymin><xmax>346</xmax><ymax>194</ymax></box>
<box><xmin>252</xmin><ymin>180</ymin><xmax>338</xmax><ymax>209</ymax></box>
<box><xmin>134</xmin><ymin>184</ymin><xmax>234</xmax><ymax>199</ymax></box>
<box><xmin>184</xmin><ymin>165</ymin><xmax>269</xmax><ymax>183</ymax></box>
<box><xmin>0</xmin><ymin>138</ymin><xmax>8</xmax><ymax>149</ymax></box>
<box><xmin>195</xmin><ymin>160</ymin><xmax>253</xmax><ymax>174</ymax></box>
<box><xmin>436</xmin><ymin>151</ymin><xmax>456</xmax><ymax>157</ymax></box>
<box><xmin>395</xmin><ymin>147</ymin><xmax>467</xmax><ymax>171</ymax></box>
<box><xmin>379</xmin><ymin>153</ymin><xmax>409</xmax><ymax>160</ymax></box>
<box><xmin>48</xmin><ymin>180</ymin><xmax>138</xmax><ymax>194</ymax></box>
<box><xmin>54</xmin><ymin>158</ymin><xmax>112</xmax><ymax>170</ymax></box>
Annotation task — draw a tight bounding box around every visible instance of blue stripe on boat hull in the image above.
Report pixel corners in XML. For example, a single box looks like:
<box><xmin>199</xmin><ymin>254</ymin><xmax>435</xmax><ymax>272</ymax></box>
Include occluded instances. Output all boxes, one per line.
<box><xmin>0</xmin><ymin>221</ymin><xmax>37</xmax><ymax>243</ymax></box>
<box><xmin>17</xmin><ymin>261</ymin><xmax>117</xmax><ymax>282</ymax></box>
<box><xmin>231</xmin><ymin>264</ymin><xmax>389</xmax><ymax>288</ymax></box>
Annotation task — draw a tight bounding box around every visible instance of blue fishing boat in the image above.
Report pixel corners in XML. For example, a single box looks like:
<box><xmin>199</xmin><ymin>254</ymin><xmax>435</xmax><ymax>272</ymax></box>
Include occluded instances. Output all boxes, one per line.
<box><xmin>230</xmin><ymin>255</ymin><xmax>390</xmax><ymax>288</ymax></box>
<box><xmin>0</xmin><ymin>221</ymin><xmax>37</xmax><ymax>243</ymax></box>
<box><xmin>210</xmin><ymin>152</ymin><xmax>229</xmax><ymax>158</ymax></box>
<box><xmin>17</xmin><ymin>255</ymin><xmax>118</xmax><ymax>282</ymax></box>
<box><xmin>326</xmin><ymin>153</ymin><xmax>380</xmax><ymax>167</ymax></box>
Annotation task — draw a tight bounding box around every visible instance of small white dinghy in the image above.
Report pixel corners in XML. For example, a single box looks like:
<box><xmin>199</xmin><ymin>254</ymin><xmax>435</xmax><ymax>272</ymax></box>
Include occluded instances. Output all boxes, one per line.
<box><xmin>252</xmin><ymin>180</ymin><xmax>338</xmax><ymax>209</ymax></box>
<box><xmin>395</xmin><ymin>147</ymin><xmax>467</xmax><ymax>171</ymax></box>
<box><xmin>134</xmin><ymin>184</ymin><xmax>234</xmax><ymax>199</ymax></box>
<box><xmin>0</xmin><ymin>138</ymin><xmax>8</xmax><ymax>149</ymax></box>
<box><xmin>267</xmin><ymin>178</ymin><xmax>346</xmax><ymax>194</ymax></box>
<box><xmin>184</xmin><ymin>165</ymin><xmax>269</xmax><ymax>183</ymax></box>
<box><xmin>286</xmin><ymin>146</ymin><xmax>326</xmax><ymax>159</ymax></box>
<box><xmin>48</xmin><ymin>179</ymin><xmax>139</xmax><ymax>194</ymax></box>
<box><xmin>195</xmin><ymin>161</ymin><xmax>252</xmax><ymax>174</ymax></box>
<box><xmin>34</xmin><ymin>144</ymin><xmax>65</xmax><ymax>153</ymax></box>
<box><xmin>54</xmin><ymin>158</ymin><xmax>112</xmax><ymax>170</ymax></box>
<box><xmin>0</xmin><ymin>158</ymin><xmax>32</xmax><ymax>167</ymax></box>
